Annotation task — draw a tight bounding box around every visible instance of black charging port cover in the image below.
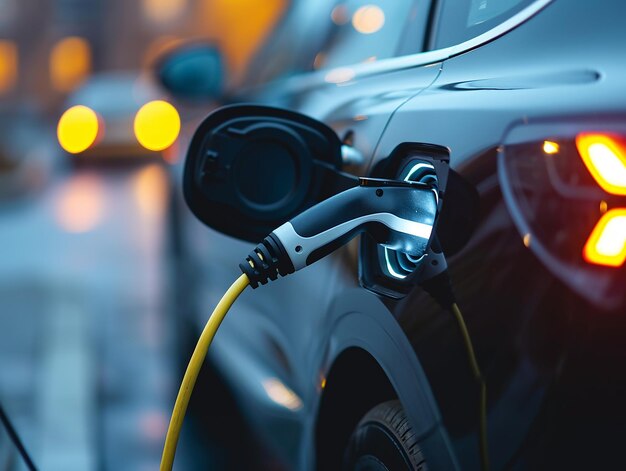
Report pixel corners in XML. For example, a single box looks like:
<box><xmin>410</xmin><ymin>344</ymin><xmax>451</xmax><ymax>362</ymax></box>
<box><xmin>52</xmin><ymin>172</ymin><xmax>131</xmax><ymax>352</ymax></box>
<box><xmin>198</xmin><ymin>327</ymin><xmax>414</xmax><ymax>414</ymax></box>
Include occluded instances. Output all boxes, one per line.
<box><xmin>183</xmin><ymin>104</ymin><xmax>346</xmax><ymax>242</ymax></box>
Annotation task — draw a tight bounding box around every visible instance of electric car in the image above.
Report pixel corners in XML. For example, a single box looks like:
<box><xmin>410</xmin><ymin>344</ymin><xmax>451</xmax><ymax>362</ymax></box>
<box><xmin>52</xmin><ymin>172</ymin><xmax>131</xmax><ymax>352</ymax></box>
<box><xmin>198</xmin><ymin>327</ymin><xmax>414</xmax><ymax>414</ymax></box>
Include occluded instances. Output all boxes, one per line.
<box><xmin>157</xmin><ymin>0</ymin><xmax>626</xmax><ymax>469</ymax></box>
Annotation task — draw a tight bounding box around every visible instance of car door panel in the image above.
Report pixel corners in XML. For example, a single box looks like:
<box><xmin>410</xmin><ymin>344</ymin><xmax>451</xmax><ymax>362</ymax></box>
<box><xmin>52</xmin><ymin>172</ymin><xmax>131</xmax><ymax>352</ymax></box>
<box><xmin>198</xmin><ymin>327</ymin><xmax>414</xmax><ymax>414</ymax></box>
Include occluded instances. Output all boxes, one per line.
<box><xmin>250</xmin><ymin>63</ymin><xmax>444</xmax><ymax>381</ymax></box>
<box><xmin>251</xmin><ymin>61</ymin><xmax>442</xmax><ymax>166</ymax></box>
<box><xmin>202</xmin><ymin>61</ymin><xmax>443</xmax><ymax>468</ymax></box>
<box><xmin>365</xmin><ymin>1</ymin><xmax>626</xmax><ymax>469</ymax></box>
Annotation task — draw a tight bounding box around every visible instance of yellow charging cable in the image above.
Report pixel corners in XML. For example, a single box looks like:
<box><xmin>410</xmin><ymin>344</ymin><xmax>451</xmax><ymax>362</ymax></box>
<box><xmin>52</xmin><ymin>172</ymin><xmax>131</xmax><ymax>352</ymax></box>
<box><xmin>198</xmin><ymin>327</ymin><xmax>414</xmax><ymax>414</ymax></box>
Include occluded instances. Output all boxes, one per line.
<box><xmin>158</xmin><ymin>273</ymin><xmax>488</xmax><ymax>471</ymax></box>
<box><xmin>451</xmin><ymin>302</ymin><xmax>490</xmax><ymax>471</ymax></box>
<box><xmin>160</xmin><ymin>273</ymin><xmax>250</xmax><ymax>471</ymax></box>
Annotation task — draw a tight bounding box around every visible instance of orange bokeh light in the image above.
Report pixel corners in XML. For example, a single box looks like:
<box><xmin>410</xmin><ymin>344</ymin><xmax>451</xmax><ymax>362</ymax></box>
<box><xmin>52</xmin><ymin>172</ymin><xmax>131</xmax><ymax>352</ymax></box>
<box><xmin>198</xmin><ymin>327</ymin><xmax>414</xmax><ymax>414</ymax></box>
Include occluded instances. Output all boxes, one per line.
<box><xmin>50</xmin><ymin>37</ymin><xmax>91</xmax><ymax>93</ymax></box>
<box><xmin>0</xmin><ymin>40</ymin><xmax>18</xmax><ymax>94</ymax></box>
<box><xmin>331</xmin><ymin>4</ymin><xmax>349</xmax><ymax>25</ymax></box>
<box><xmin>133</xmin><ymin>163</ymin><xmax>168</xmax><ymax>220</ymax></box>
<box><xmin>352</xmin><ymin>5</ymin><xmax>385</xmax><ymax>34</ymax></box>
<box><xmin>55</xmin><ymin>173</ymin><xmax>105</xmax><ymax>233</ymax></box>
<box><xmin>142</xmin><ymin>0</ymin><xmax>187</xmax><ymax>23</ymax></box>
<box><xmin>198</xmin><ymin>0</ymin><xmax>287</xmax><ymax>79</ymax></box>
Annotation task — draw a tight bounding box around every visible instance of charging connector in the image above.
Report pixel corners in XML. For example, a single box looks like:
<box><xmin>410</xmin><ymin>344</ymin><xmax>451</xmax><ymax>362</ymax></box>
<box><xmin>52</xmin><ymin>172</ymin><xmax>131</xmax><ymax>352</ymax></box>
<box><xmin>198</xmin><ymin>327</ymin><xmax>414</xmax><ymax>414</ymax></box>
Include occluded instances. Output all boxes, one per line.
<box><xmin>241</xmin><ymin>177</ymin><xmax>438</xmax><ymax>287</ymax></box>
<box><xmin>239</xmin><ymin>234</ymin><xmax>295</xmax><ymax>288</ymax></box>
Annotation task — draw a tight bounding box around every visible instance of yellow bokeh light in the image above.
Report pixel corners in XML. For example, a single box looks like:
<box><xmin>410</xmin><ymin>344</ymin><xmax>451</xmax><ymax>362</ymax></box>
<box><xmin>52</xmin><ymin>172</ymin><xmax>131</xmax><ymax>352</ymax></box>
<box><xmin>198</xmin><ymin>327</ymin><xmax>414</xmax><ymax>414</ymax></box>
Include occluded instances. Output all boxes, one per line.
<box><xmin>352</xmin><ymin>5</ymin><xmax>385</xmax><ymax>34</ymax></box>
<box><xmin>57</xmin><ymin>105</ymin><xmax>100</xmax><ymax>154</ymax></box>
<box><xmin>0</xmin><ymin>40</ymin><xmax>18</xmax><ymax>94</ymax></box>
<box><xmin>50</xmin><ymin>37</ymin><xmax>91</xmax><ymax>93</ymax></box>
<box><xmin>134</xmin><ymin>100</ymin><xmax>180</xmax><ymax>152</ymax></box>
<box><xmin>600</xmin><ymin>200</ymin><xmax>608</xmax><ymax>214</ymax></box>
<box><xmin>542</xmin><ymin>140</ymin><xmax>559</xmax><ymax>154</ymax></box>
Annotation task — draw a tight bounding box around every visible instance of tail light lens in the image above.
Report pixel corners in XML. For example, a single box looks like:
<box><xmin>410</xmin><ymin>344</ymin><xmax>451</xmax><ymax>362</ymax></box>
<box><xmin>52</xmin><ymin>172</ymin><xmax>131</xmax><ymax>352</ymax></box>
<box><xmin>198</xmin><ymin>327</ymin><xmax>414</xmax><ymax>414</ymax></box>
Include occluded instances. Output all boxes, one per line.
<box><xmin>499</xmin><ymin>122</ymin><xmax>626</xmax><ymax>310</ymax></box>
<box><xmin>584</xmin><ymin>209</ymin><xmax>626</xmax><ymax>267</ymax></box>
<box><xmin>576</xmin><ymin>133</ymin><xmax>626</xmax><ymax>196</ymax></box>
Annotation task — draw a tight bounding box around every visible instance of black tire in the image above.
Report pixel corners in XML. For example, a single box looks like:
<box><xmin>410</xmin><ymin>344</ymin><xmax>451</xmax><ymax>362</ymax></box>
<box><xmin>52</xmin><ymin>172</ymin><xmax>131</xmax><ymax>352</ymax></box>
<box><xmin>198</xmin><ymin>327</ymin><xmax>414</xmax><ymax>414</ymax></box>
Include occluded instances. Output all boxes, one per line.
<box><xmin>343</xmin><ymin>400</ymin><xmax>427</xmax><ymax>471</ymax></box>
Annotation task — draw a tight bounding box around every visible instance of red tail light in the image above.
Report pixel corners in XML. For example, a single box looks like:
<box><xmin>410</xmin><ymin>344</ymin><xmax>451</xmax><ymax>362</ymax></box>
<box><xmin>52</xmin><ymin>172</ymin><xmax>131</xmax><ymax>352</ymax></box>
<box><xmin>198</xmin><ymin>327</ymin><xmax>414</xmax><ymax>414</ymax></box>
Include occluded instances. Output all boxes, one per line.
<box><xmin>584</xmin><ymin>209</ymin><xmax>626</xmax><ymax>267</ymax></box>
<box><xmin>576</xmin><ymin>133</ymin><xmax>626</xmax><ymax>196</ymax></box>
<box><xmin>499</xmin><ymin>122</ymin><xmax>626</xmax><ymax>310</ymax></box>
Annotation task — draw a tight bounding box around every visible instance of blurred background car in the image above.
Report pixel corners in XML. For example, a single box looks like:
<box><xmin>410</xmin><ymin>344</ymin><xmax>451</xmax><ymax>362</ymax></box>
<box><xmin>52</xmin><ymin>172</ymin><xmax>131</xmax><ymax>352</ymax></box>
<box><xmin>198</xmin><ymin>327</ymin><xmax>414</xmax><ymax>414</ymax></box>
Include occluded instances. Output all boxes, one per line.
<box><xmin>0</xmin><ymin>1</ymin><xmax>289</xmax><ymax>470</ymax></box>
<box><xmin>57</xmin><ymin>71</ymin><xmax>178</xmax><ymax>164</ymax></box>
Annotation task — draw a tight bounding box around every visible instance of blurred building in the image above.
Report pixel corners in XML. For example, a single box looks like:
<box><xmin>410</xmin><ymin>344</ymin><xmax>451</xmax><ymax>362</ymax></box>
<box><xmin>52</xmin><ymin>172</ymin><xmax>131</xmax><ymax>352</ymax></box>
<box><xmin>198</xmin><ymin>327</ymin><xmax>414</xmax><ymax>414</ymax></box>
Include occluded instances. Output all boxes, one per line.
<box><xmin>0</xmin><ymin>0</ymin><xmax>288</xmax><ymax>114</ymax></box>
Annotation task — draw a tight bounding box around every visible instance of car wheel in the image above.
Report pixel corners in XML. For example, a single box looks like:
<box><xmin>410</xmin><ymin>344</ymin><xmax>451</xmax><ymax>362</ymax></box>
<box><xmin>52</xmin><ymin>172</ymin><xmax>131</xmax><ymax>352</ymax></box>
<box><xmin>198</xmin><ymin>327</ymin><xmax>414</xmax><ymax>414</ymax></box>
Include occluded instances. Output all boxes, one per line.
<box><xmin>343</xmin><ymin>400</ymin><xmax>427</xmax><ymax>471</ymax></box>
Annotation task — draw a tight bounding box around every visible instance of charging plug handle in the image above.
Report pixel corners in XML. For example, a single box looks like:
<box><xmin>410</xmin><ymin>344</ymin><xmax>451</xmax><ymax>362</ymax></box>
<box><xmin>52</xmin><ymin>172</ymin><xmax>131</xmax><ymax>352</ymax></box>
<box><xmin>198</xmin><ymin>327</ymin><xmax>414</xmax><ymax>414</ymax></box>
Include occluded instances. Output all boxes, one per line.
<box><xmin>241</xmin><ymin>178</ymin><xmax>438</xmax><ymax>288</ymax></box>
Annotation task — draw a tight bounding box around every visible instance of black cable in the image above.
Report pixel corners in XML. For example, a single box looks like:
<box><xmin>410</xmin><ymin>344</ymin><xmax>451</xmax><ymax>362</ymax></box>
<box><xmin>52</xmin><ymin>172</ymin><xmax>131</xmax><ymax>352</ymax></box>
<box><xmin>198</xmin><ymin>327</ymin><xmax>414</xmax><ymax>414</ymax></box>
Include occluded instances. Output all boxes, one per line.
<box><xmin>0</xmin><ymin>399</ymin><xmax>37</xmax><ymax>471</ymax></box>
<box><xmin>422</xmin><ymin>270</ymin><xmax>490</xmax><ymax>471</ymax></box>
<box><xmin>451</xmin><ymin>302</ymin><xmax>490</xmax><ymax>471</ymax></box>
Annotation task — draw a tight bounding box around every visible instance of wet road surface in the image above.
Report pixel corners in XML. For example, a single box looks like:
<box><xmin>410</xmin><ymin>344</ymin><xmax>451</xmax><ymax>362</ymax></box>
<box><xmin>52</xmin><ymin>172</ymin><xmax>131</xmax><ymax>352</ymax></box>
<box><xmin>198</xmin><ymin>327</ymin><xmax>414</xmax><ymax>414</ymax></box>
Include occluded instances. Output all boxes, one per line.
<box><xmin>0</xmin><ymin>163</ymin><xmax>200</xmax><ymax>470</ymax></box>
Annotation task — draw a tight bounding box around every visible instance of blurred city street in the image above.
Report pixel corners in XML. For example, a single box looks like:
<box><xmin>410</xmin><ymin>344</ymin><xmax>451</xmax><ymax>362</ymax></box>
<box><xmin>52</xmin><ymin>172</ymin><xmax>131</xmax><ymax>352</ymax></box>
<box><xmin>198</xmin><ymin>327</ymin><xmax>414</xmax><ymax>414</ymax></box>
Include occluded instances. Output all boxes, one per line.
<box><xmin>0</xmin><ymin>1</ymin><xmax>289</xmax><ymax>468</ymax></box>
<box><xmin>0</xmin><ymin>163</ymin><xmax>184</xmax><ymax>470</ymax></box>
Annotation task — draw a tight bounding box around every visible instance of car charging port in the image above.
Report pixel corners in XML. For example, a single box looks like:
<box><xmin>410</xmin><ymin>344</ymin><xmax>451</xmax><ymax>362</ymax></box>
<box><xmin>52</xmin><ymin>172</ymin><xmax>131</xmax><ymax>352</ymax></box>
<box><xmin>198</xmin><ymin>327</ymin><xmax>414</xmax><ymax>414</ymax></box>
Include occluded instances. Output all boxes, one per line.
<box><xmin>359</xmin><ymin>143</ymin><xmax>452</xmax><ymax>299</ymax></box>
<box><xmin>383</xmin><ymin>161</ymin><xmax>439</xmax><ymax>279</ymax></box>
<box><xmin>360</xmin><ymin>142</ymin><xmax>480</xmax><ymax>299</ymax></box>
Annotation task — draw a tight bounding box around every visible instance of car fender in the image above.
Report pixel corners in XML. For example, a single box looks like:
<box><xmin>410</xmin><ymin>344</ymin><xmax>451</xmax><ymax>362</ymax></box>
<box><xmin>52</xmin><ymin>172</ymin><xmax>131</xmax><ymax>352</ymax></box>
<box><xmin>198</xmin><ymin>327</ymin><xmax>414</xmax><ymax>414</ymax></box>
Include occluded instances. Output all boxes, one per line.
<box><xmin>302</xmin><ymin>287</ymin><xmax>460</xmax><ymax>470</ymax></box>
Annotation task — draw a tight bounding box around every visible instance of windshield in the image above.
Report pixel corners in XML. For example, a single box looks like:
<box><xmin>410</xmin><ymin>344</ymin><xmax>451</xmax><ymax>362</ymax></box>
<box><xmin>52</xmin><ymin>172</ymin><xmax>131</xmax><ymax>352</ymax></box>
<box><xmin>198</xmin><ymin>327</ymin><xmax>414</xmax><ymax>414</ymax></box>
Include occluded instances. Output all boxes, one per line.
<box><xmin>243</xmin><ymin>0</ymin><xmax>419</xmax><ymax>89</ymax></box>
<box><xmin>314</xmin><ymin>0</ymin><xmax>416</xmax><ymax>70</ymax></box>
<box><xmin>242</xmin><ymin>0</ymin><xmax>338</xmax><ymax>87</ymax></box>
